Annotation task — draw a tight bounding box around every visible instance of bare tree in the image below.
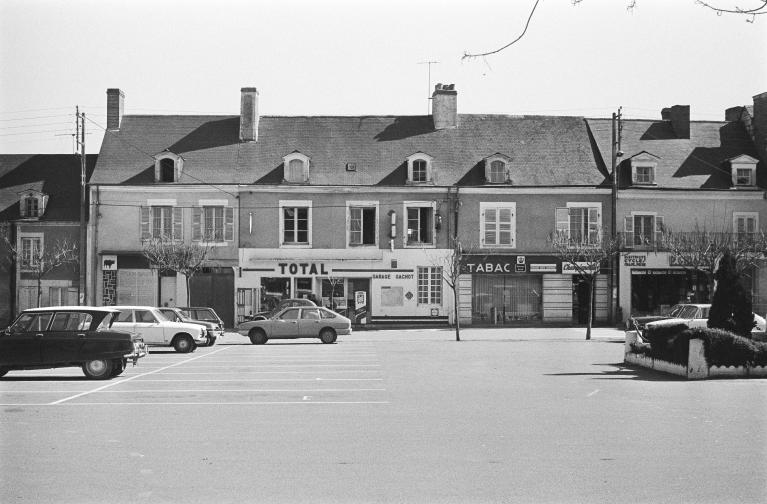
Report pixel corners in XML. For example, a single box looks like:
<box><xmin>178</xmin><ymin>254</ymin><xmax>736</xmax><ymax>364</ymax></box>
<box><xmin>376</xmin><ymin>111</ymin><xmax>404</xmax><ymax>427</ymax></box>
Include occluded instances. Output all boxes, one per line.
<box><xmin>322</xmin><ymin>275</ymin><xmax>346</xmax><ymax>312</ymax></box>
<box><xmin>142</xmin><ymin>238</ymin><xmax>213</xmax><ymax>306</ymax></box>
<box><xmin>463</xmin><ymin>0</ymin><xmax>765</xmax><ymax>60</ymax></box>
<box><xmin>2</xmin><ymin>235</ymin><xmax>79</xmax><ymax>307</ymax></box>
<box><xmin>549</xmin><ymin>229</ymin><xmax>623</xmax><ymax>340</ymax></box>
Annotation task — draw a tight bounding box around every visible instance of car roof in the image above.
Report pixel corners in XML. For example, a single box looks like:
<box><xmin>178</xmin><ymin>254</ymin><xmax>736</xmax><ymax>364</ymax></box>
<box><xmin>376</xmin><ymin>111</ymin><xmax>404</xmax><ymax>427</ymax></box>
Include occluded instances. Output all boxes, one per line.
<box><xmin>22</xmin><ymin>306</ymin><xmax>120</xmax><ymax>313</ymax></box>
<box><xmin>111</xmin><ymin>306</ymin><xmax>160</xmax><ymax>311</ymax></box>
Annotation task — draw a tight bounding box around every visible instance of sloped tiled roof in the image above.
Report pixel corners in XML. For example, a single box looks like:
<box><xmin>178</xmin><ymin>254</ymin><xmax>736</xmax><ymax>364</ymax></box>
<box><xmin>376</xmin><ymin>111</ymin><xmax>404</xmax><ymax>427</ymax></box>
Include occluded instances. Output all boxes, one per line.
<box><xmin>92</xmin><ymin>114</ymin><xmax>609</xmax><ymax>187</ymax></box>
<box><xmin>0</xmin><ymin>154</ymin><xmax>97</xmax><ymax>221</ymax></box>
<box><xmin>586</xmin><ymin>118</ymin><xmax>763</xmax><ymax>189</ymax></box>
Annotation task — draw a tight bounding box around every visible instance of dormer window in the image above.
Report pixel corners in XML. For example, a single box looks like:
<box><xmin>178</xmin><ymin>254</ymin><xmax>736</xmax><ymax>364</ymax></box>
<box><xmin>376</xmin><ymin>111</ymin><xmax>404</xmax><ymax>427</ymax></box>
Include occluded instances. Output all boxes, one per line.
<box><xmin>19</xmin><ymin>190</ymin><xmax>48</xmax><ymax>219</ymax></box>
<box><xmin>406</xmin><ymin>152</ymin><xmax>434</xmax><ymax>184</ymax></box>
<box><xmin>629</xmin><ymin>152</ymin><xmax>659</xmax><ymax>186</ymax></box>
<box><xmin>154</xmin><ymin>151</ymin><xmax>183</xmax><ymax>183</ymax></box>
<box><xmin>484</xmin><ymin>154</ymin><xmax>511</xmax><ymax>184</ymax></box>
<box><xmin>728</xmin><ymin>155</ymin><xmax>758</xmax><ymax>188</ymax></box>
<box><xmin>283</xmin><ymin>152</ymin><xmax>310</xmax><ymax>184</ymax></box>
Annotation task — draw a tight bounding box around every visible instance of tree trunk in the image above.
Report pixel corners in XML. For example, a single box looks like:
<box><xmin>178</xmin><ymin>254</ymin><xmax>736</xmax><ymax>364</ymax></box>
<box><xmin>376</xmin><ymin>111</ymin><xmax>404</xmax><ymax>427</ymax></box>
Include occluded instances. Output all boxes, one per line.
<box><xmin>36</xmin><ymin>274</ymin><xmax>42</xmax><ymax>308</ymax></box>
<box><xmin>454</xmin><ymin>287</ymin><xmax>460</xmax><ymax>342</ymax></box>
<box><xmin>586</xmin><ymin>277</ymin><xmax>594</xmax><ymax>340</ymax></box>
<box><xmin>185</xmin><ymin>274</ymin><xmax>191</xmax><ymax>306</ymax></box>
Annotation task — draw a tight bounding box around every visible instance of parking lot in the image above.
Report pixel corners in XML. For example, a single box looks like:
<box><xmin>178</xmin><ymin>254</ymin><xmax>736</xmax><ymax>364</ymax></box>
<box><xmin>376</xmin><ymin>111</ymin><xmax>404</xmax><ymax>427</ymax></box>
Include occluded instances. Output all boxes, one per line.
<box><xmin>2</xmin><ymin>328</ymin><xmax>766</xmax><ymax>504</ymax></box>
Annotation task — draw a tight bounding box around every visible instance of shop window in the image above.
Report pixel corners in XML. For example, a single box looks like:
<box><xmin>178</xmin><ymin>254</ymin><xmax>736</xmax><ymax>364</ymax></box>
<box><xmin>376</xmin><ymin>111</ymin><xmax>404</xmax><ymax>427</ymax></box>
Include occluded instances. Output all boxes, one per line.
<box><xmin>348</xmin><ymin>204</ymin><xmax>377</xmax><ymax>246</ymax></box>
<box><xmin>555</xmin><ymin>204</ymin><xmax>601</xmax><ymax>246</ymax></box>
<box><xmin>624</xmin><ymin>213</ymin><xmax>664</xmax><ymax>249</ymax></box>
<box><xmin>480</xmin><ymin>202</ymin><xmax>516</xmax><ymax>248</ymax></box>
<box><xmin>405</xmin><ymin>203</ymin><xmax>435</xmax><ymax>247</ymax></box>
<box><xmin>417</xmin><ymin>266</ymin><xmax>442</xmax><ymax>305</ymax></box>
<box><xmin>321</xmin><ymin>278</ymin><xmax>345</xmax><ymax>311</ymax></box>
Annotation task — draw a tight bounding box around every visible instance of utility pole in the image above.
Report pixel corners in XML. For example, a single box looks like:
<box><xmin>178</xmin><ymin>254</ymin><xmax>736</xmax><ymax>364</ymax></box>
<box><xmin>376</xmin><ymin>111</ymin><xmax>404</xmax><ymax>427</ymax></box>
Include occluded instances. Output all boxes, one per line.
<box><xmin>418</xmin><ymin>60</ymin><xmax>439</xmax><ymax>114</ymax></box>
<box><xmin>76</xmin><ymin>107</ymin><xmax>87</xmax><ymax>305</ymax></box>
<box><xmin>610</xmin><ymin>107</ymin><xmax>623</xmax><ymax>324</ymax></box>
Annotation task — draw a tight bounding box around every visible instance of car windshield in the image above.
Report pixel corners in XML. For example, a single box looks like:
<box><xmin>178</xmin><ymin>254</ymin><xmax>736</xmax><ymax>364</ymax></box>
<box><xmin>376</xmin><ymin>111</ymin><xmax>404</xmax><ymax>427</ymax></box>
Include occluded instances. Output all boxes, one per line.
<box><xmin>667</xmin><ymin>305</ymin><xmax>684</xmax><ymax>317</ymax></box>
<box><xmin>678</xmin><ymin>305</ymin><xmax>701</xmax><ymax>319</ymax></box>
<box><xmin>98</xmin><ymin>313</ymin><xmax>117</xmax><ymax>330</ymax></box>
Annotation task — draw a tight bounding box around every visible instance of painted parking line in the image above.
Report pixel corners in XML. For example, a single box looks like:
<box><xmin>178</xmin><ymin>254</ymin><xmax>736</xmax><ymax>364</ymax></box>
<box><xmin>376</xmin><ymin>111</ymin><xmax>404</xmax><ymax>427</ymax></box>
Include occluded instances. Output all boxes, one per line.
<box><xmin>47</xmin><ymin>401</ymin><xmax>390</xmax><ymax>406</ymax></box>
<box><xmin>47</xmin><ymin>346</ymin><xmax>233</xmax><ymax>405</ymax></box>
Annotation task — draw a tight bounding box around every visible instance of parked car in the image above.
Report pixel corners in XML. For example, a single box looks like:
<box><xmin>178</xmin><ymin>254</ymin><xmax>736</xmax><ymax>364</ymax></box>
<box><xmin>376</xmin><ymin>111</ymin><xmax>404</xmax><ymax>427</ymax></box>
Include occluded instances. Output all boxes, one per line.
<box><xmin>111</xmin><ymin>306</ymin><xmax>208</xmax><ymax>353</ymax></box>
<box><xmin>246</xmin><ymin>298</ymin><xmax>317</xmax><ymax>322</ymax></box>
<box><xmin>625</xmin><ymin>304</ymin><xmax>686</xmax><ymax>331</ymax></box>
<box><xmin>158</xmin><ymin>307</ymin><xmax>224</xmax><ymax>346</ymax></box>
<box><xmin>0</xmin><ymin>306</ymin><xmax>147</xmax><ymax>379</ymax></box>
<box><xmin>640</xmin><ymin>303</ymin><xmax>766</xmax><ymax>339</ymax></box>
<box><xmin>177</xmin><ymin>306</ymin><xmax>225</xmax><ymax>329</ymax></box>
<box><xmin>237</xmin><ymin>305</ymin><xmax>351</xmax><ymax>344</ymax></box>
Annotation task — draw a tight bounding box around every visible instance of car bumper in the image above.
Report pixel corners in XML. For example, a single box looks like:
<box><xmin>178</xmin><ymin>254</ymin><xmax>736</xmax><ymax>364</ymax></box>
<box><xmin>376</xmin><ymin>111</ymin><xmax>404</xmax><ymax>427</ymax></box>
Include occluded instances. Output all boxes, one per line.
<box><xmin>338</xmin><ymin>328</ymin><xmax>352</xmax><ymax>336</ymax></box>
<box><xmin>124</xmin><ymin>341</ymin><xmax>148</xmax><ymax>365</ymax></box>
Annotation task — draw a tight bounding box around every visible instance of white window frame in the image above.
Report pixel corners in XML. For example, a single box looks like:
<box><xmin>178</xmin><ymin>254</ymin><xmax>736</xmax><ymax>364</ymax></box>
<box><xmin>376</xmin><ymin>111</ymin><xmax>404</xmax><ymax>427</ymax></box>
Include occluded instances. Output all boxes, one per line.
<box><xmin>730</xmin><ymin>156</ymin><xmax>758</xmax><ymax>188</ymax></box>
<box><xmin>141</xmin><ymin>199</ymin><xmax>181</xmax><ymax>242</ymax></box>
<box><xmin>733</xmin><ymin>212</ymin><xmax>758</xmax><ymax>244</ymax></box>
<box><xmin>283</xmin><ymin>152</ymin><xmax>310</xmax><ymax>184</ymax></box>
<box><xmin>417</xmin><ymin>266</ymin><xmax>443</xmax><ymax>305</ymax></box>
<box><xmin>18</xmin><ymin>232</ymin><xmax>43</xmax><ymax>271</ymax></box>
<box><xmin>633</xmin><ymin>165</ymin><xmax>655</xmax><ymax>185</ymax></box>
<box><xmin>624</xmin><ymin>211</ymin><xmax>664</xmax><ymax>249</ymax></box>
<box><xmin>734</xmin><ymin>167</ymin><xmax>755</xmax><ymax>187</ymax></box>
<box><xmin>346</xmin><ymin>200</ymin><xmax>379</xmax><ymax>248</ymax></box>
<box><xmin>480</xmin><ymin>202</ymin><xmax>516</xmax><ymax>248</ymax></box>
<box><xmin>154</xmin><ymin>152</ymin><xmax>183</xmax><ymax>183</ymax></box>
<box><xmin>555</xmin><ymin>202</ymin><xmax>602</xmax><ymax>247</ymax></box>
<box><xmin>279</xmin><ymin>200</ymin><xmax>312</xmax><ymax>248</ymax></box>
<box><xmin>403</xmin><ymin>201</ymin><xmax>436</xmax><ymax>248</ymax></box>
<box><xmin>406</xmin><ymin>152</ymin><xmax>434</xmax><ymax>184</ymax></box>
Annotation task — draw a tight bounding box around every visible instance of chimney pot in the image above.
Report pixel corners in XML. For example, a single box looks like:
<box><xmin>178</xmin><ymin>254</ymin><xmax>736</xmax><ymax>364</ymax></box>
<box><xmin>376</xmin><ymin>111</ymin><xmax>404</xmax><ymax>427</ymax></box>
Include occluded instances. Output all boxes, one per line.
<box><xmin>432</xmin><ymin>83</ymin><xmax>458</xmax><ymax>130</ymax></box>
<box><xmin>106</xmin><ymin>88</ymin><xmax>124</xmax><ymax>130</ymax></box>
<box><xmin>240</xmin><ymin>87</ymin><xmax>259</xmax><ymax>142</ymax></box>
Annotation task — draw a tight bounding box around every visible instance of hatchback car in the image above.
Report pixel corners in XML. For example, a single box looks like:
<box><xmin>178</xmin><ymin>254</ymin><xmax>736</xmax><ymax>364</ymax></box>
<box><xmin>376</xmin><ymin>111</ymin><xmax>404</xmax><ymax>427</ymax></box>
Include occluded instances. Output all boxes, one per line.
<box><xmin>0</xmin><ymin>306</ymin><xmax>147</xmax><ymax>379</ymax></box>
<box><xmin>246</xmin><ymin>298</ymin><xmax>317</xmax><ymax>322</ymax></box>
<box><xmin>111</xmin><ymin>306</ymin><xmax>208</xmax><ymax>353</ymax></box>
<box><xmin>237</xmin><ymin>306</ymin><xmax>351</xmax><ymax>344</ymax></box>
<box><xmin>158</xmin><ymin>307</ymin><xmax>224</xmax><ymax>346</ymax></box>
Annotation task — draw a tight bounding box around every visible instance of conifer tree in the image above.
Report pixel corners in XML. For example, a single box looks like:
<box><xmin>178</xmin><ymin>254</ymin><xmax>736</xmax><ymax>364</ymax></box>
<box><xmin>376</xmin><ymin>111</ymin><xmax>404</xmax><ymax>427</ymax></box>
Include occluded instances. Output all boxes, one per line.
<box><xmin>708</xmin><ymin>251</ymin><xmax>755</xmax><ymax>337</ymax></box>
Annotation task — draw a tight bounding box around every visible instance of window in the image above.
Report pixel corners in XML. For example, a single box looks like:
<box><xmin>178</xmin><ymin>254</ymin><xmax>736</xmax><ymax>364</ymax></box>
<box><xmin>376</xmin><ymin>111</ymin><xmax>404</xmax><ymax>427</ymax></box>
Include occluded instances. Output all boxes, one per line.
<box><xmin>484</xmin><ymin>154</ymin><xmax>511</xmax><ymax>184</ymax></box>
<box><xmin>50</xmin><ymin>312</ymin><xmax>92</xmax><ymax>331</ymax></box>
<box><xmin>406</xmin><ymin>204</ymin><xmax>434</xmax><ymax>246</ymax></box>
<box><xmin>49</xmin><ymin>286</ymin><xmax>78</xmax><ymax>306</ymax></box>
<box><xmin>417</xmin><ymin>266</ymin><xmax>442</xmax><ymax>305</ymax></box>
<box><xmin>481</xmin><ymin>203</ymin><xmax>516</xmax><ymax>248</ymax></box>
<box><xmin>348</xmin><ymin>203</ymin><xmax>377</xmax><ymax>246</ymax></box>
<box><xmin>19</xmin><ymin>191</ymin><xmax>47</xmax><ymax>218</ymax></box>
<box><xmin>135</xmin><ymin>310</ymin><xmax>157</xmax><ymax>323</ymax></box>
<box><xmin>159</xmin><ymin>158</ymin><xmax>175</xmax><ymax>182</ymax></box>
<box><xmin>280</xmin><ymin>200</ymin><xmax>312</xmax><ymax>246</ymax></box>
<box><xmin>624</xmin><ymin>213</ymin><xmax>664</xmax><ymax>248</ymax></box>
<box><xmin>20</xmin><ymin>236</ymin><xmax>41</xmax><ymax>270</ymax></box>
<box><xmin>735</xmin><ymin>168</ymin><xmax>753</xmax><ymax>186</ymax></box>
<box><xmin>280</xmin><ymin>308</ymin><xmax>300</xmax><ymax>320</ymax></box>
<box><xmin>24</xmin><ymin>197</ymin><xmax>39</xmax><ymax>217</ymax></box>
<box><xmin>734</xmin><ymin>213</ymin><xmax>758</xmax><ymax>244</ymax></box>
<box><xmin>140</xmin><ymin>204</ymin><xmax>182</xmax><ymax>241</ymax></box>
<box><xmin>406</xmin><ymin>152</ymin><xmax>434</xmax><ymax>184</ymax></box>
<box><xmin>301</xmin><ymin>308</ymin><xmax>320</xmax><ymax>319</ymax></box>
<box><xmin>154</xmin><ymin>153</ymin><xmax>183</xmax><ymax>182</ymax></box>
<box><xmin>634</xmin><ymin>165</ymin><xmax>654</xmax><ymax>184</ymax></box>
<box><xmin>729</xmin><ymin>155</ymin><xmax>758</xmax><ymax>188</ymax></box>
<box><xmin>192</xmin><ymin>205</ymin><xmax>234</xmax><ymax>243</ymax></box>
<box><xmin>283</xmin><ymin>152</ymin><xmax>310</xmax><ymax>183</ymax></box>
<box><xmin>555</xmin><ymin>204</ymin><xmax>601</xmax><ymax>246</ymax></box>
<box><xmin>115</xmin><ymin>310</ymin><xmax>133</xmax><ymax>323</ymax></box>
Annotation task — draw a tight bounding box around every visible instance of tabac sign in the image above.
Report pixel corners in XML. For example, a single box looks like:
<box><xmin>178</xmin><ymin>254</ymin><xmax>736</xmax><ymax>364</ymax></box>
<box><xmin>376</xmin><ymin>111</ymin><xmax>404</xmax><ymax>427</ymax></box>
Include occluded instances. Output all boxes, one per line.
<box><xmin>461</xmin><ymin>255</ymin><xmax>561</xmax><ymax>274</ymax></box>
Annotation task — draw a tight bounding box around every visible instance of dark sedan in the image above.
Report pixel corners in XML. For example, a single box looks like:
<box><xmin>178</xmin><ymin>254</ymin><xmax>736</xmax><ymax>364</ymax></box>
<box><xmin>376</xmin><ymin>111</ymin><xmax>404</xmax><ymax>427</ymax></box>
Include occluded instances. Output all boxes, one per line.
<box><xmin>0</xmin><ymin>306</ymin><xmax>147</xmax><ymax>379</ymax></box>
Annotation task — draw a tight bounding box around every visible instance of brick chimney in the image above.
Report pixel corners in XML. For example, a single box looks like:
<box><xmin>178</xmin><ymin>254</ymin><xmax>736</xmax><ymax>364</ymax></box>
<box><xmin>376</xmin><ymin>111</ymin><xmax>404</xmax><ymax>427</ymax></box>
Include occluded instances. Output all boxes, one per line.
<box><xmin>661</xmin><ymin>105</ymin><xmax>690</xmax><ymax>139</ymax></box>
<box><xmin>432</xmin><ymin>83</ymin><xmax>457</xmax><ymax>130</ymax></box>
<box><xmin>240</xmin><ymin>87</ymin><xmax>259</xmax><ymax>142</ymax></box>
<box><xmin>751</xmin><ymin>92</ymin><xmax>767</xmax><ymax>164</ymax></box>
<box><xmin>106</xmin><ymin>88</ymin><xmax>124</xmax><ymax>130</ymax></box>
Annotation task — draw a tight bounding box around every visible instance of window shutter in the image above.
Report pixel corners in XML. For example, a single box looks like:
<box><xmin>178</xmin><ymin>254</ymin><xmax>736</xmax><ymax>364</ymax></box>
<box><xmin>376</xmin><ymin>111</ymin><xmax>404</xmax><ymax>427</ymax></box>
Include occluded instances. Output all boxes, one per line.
<box><xmin>140</xmin><ymin>206</ymin><xmax>151</xmax><ymax>240</ymax></box>
<box><xmin>19</xmin><ymin>197</ymin><xmax>27</xmax><ymax>218</ymax></box>
<box><xmin>655</xmin><ymin>215</ymin><xmax>664</xmax><ymax>246</ymax></box>
<box><xmin>624</xmin><ymin>216</ymin><xmax>634</xmax><ymax>249</ymax></box>
<box><xmin>224</xmin><ymin>207</ymin><xmax>234</xmax><ymax>241</ymax></box>
<box><xmin>588</xmin><ymin>208</ymin><xmax>600</xmax><ymax>243</ymax></box>
<box><xmin>555</xmin><ymin>207</ymin><xmax>569</xmax><ymax>237</ymax></box>
<box><xmin>192</xmin><ymin>207</ymin><xmax>202</xmax><ymax>241</ymax></box>
<box><xmin>173</xmin><ymin>207</ymin><xmax>183</xmax><ymax>241</ymax></box>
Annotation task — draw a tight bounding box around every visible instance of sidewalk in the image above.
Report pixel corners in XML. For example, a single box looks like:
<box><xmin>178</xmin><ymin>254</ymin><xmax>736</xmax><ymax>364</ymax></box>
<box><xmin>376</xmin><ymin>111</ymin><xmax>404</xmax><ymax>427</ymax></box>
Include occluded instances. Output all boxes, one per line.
<box><xmin>346</xmin><ymin>326</ymin><xmax>627</xmax><ymax>342</ymax></box>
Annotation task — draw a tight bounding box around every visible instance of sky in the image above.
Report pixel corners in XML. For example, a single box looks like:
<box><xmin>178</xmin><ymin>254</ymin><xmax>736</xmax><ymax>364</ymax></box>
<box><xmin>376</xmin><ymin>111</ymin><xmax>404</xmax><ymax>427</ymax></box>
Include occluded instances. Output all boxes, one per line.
<box><xmin>1</xmin><ymin>0</ymin><xmax>766</xmax><ymax>154</ymax></box>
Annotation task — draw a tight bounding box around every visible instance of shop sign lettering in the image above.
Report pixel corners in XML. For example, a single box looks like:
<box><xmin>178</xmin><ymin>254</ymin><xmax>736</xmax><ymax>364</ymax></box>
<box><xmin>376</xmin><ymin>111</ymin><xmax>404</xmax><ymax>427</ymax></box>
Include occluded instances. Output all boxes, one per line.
<box><xmin>372</xmin><ymin>273</ymin><xmax>414</xmax><ymax>280</ymax></box>
<box><xmin>278</xmin><ymin>262</ymin><xmax>329</xmax><ymax>275</ymax></box>
<box><xmin>624</xmin><ymin>254</ymin><xmax>647</xmax><ymax>267</ymax></box>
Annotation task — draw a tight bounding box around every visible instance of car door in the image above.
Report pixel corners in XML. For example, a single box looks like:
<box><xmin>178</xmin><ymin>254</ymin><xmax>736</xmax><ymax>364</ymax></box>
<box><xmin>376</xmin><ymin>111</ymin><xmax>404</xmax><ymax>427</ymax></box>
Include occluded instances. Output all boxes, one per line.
<box><xmin>42</xmin><ymin>311</ymin><xmax>92</xmax><ymax>364</ymax></box>
<box><xmin>111</xmin><ymin>309</ymin><xmax>137</xmax><ymax>337</ymax></box>
<box><xmin>0</xmin><ymin>312</ymin><xmax>51</xmax><ymax>366</ymax></box>
<box><xmin>298</xmin><ymin>308</ymin><xmax>322</xmax><ymax>337</ymax></box>
<box><xmin>134</xmin><ymin>309</ymin><xmax>167</xmax><ymax>344</ymax></box>
<box><xmin>271</xmin><ymin>308</ymin><xmax>300</xmax><ymax>338</ymax></box>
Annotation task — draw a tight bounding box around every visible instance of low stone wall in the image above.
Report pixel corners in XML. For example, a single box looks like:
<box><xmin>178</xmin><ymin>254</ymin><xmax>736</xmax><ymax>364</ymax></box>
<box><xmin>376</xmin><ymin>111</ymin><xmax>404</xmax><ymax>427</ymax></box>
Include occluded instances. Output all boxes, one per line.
<box><xmin>624</xmin><ymin>331</ymin><xmax>767</xmax><ymax>380</ymax></box>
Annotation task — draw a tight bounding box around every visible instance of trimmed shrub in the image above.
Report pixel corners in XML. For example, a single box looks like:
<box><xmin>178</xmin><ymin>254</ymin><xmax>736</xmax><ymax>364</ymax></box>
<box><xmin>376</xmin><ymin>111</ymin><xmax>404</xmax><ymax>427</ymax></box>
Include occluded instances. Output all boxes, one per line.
<box><xmin>643</xmin><ymin>323</ymin><xmax>690</xmax><ymax>365</ymax></box>
<box><xmin>708</xmin><ymin>251</ymin><xmax>754</xmax><ymax>337</ymax></box>
<box><xmin>685</xmin><ymin>327</ymin><xmax>767</xmax><ymax>367</ymax></box>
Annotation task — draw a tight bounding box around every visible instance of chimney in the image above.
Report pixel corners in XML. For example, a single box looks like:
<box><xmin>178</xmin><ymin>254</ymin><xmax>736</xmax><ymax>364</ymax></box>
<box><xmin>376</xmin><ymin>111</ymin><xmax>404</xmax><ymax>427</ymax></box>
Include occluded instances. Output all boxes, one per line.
<box><xmin>725</xmin><ymin>106</ymin><xmax>747</xmax><ymax>122</ymax></box>
<box><xmin>432</xmin><ymin>83</ymin><xmax>457</xmax><ymax>130</ymax></box>
<box><xmin>751</xmin><ymin>92</ymin><xmax>767</xmax><ymax>164</ymax></box>
<box><xmin>240</xmin><ymin>87</ymin><xmax>259</xmax><ymax>142</ymax></box>
<box><xmin>662</xmin><ymin>105</ymin><xmax>690</xmax><ymax>139</ymax></box>
<box><xmin>106</xmin><ymin>88</ymin><xmax>124</xmax><ymax>130</ymax></box>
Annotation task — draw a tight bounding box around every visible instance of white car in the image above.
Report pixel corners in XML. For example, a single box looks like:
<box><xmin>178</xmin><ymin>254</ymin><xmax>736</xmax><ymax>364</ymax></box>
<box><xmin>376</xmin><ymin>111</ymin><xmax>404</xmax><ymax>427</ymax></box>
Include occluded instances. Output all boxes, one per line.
<box><xmin>643</xmin><ymin>304</ymin><xmax>766</xmax><ymax>336</ymax></box>
<box><xmin>111</xmin><ymin>306</ymin><xmax>208</xmax><ymax>353</ymax></box>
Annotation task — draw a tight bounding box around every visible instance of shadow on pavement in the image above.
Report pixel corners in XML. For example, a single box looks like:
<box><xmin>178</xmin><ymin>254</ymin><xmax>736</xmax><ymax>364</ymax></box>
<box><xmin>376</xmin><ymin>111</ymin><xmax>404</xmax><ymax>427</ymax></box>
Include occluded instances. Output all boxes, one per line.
<box><xmin>545</xmin><ymin>362</ymin><xmax>687</xmax><ymax>382</ymax></box>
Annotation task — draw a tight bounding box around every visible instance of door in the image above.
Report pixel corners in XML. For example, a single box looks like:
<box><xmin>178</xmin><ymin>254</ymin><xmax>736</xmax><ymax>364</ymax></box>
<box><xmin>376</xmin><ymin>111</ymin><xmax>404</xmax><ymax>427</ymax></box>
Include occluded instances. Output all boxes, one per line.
<box><xmin>41</xmin><ymin>311</ymin><xmax>91</xmax><ymax>364</ymax></box>
<box><xmin>271</xmin><ymin>307</ymin><xmax>300</xmax><ymax>338</ymax></box>
<box><xmin>0</xmin><ymin>311</ymin><xmax>50</xmax><ymax>365</ymax></box>
<box><xmin>160</xmin><ymin>274</ymin><xmax>177</xmax><ymax>307</ymax></box>
<box><xmin>298</xmin><ymin>307</ymin><xmax>322</xmax><ymax>337</ymax></box>
<box><xmin>134</xmin><ymin>309</ymin><xmax>167</xmax><ymax>344</ymax></box>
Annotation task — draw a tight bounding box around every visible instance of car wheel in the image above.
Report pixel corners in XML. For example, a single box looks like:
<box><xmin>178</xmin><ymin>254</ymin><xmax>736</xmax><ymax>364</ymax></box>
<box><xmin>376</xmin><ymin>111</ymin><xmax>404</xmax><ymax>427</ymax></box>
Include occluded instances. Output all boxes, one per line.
<box><xmin>173</xmin><ymin>334</ymin><xmax>195</xmax><ymax>353</ymax></box>
<box><xmin>207</xmin><ymin>336</ymin><xmax>217</xmax><ymax>347</ymax></box>
<box><xmin>319</xmin><ymin>328</ymin><xmax>337</xmax><ymax>344</ymax></box>
<box><xmin>249</xmin><ymin>328</ymin><xmax>267</xmax><ymax>345</ymax></box>
<box><xmin>0</xmin><ymin>366</ymin><xmax>9</xmax><ymax>378</ymax></box>
<box><xmin>111</xmin><ymin>359</ymin><xmax>126</xmax><ymax>377</ymax></box>
<box><xmin>82</xmin><ymin>359</ymin><xmax>114</xmax><ymax>380</ymax></box>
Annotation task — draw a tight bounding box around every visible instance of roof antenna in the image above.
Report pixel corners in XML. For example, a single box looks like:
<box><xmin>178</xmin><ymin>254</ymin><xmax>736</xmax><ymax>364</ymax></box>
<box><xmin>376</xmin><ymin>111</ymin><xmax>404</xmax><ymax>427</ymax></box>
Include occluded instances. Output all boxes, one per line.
<box><xmin>418</xmin><ymin>60</ymin><xmax>439</xmax><ymax>114</ymax></box>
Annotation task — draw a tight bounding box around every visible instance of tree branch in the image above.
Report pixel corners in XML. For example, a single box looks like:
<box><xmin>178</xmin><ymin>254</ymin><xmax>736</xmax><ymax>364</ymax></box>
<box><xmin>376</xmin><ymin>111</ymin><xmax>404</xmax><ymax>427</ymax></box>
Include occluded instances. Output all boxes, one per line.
<box><xmin>462</xmin><ymin>0</ymin><xmax>542</xmax><ymax>60</ymax></box>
